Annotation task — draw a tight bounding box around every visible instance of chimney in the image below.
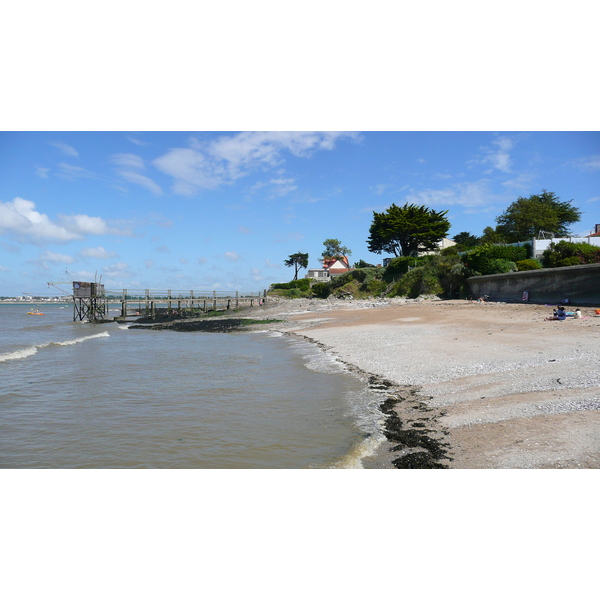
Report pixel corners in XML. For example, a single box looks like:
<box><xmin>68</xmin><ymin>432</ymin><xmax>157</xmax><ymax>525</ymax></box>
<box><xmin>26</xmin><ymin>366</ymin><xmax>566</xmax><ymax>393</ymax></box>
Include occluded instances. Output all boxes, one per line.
<box><xmin>595</xmin><ymin>224</ymin><xmax>600</xmax><ymax>234</ymax></box>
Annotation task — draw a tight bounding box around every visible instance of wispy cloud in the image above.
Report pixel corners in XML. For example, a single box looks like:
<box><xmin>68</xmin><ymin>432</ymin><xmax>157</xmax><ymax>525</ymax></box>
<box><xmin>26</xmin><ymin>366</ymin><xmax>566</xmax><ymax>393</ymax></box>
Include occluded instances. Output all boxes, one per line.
<box><xmin>35</xmin><ymin>166</ymin><xmax>50</xmax><ymax>179</ymax></box>
<box><xmin>57</xmin><ymin>163</ymin><xmax>96</xmax><ymax>180</ymax></box>
<box><xmin>40</xmin><ymin>250</ymin><xmax>76</xmax><ymax>264</ymax></box>
<box><xmin>153</xmin><ymin>132</ymin><xmax>360</xmax><ymax>195</ymax></box>
<box><xmin>224</xmin><ymin>251</ymin><xmax>240</xmax><ymax>262</ymax></box>
<box><xmin>370</xmin><ymin>184</ymin><xmax>389</xmax><ymax>195</ymax></box>
<box><xmin>469</xmin><ymin>135</ymin><xmax>516</xmax><ymax>173</ymax></box>
<box><xmin>405</xmin><ymin>180</ymin><xmax>506</xmax><ymax>209</ymax></box>
<box><xmin>127</xmin><ymin>135</ymin><xmax>150</xmax><ymax>147</ymax></box>
<box><xmin>117</xmin><ymin>170</ymin><xmax>163</xmax><ymax>195</ymax></box>
<box><xmin>568</xmin><ymin>155</ymin><xmax>600</xmax><ymax>172</ymax></box>
<box><xmin>110</xmin><ymin>153</ymin><xmax>146</xmax><ymax>169</ymax></box>
<box><xmin>49</xmin><ymin>141</ymin><xmax>79</xmax><ymax>157</ymax></box>
<box><xmin>80</xmin><ymin>246</ymin><xmax>117</xmax><ymax>259</ymax></box>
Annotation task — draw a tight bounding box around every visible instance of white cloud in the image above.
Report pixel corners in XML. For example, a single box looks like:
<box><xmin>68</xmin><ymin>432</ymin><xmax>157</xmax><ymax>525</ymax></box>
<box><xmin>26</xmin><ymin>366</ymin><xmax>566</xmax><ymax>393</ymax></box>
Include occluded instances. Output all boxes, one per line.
<box><xmin>127</xmin><ymin>135</ymin><xmax>150</xmax><ymax>146</ymax></box>
<box><xmin>0</xmin><ymin>198</ymin><xmax>135</xmax><ymax>244</ymax></box>
<box><xmin>36</xmin><ymin>166</ymin><xmax>50</xmax><ymax>178</ymax></box>
<box><xmin>80</xmin><ymin>246</ymin><xmax>117</xmax><ymax>259</ymax></box>
<box><xmin>110</xmin><ymin>153</ymin><xmax>146</xmax><ymax>169</ymax></box>
<box><xmin>155</xmin><ymin>245</ymin><xmax>170</xmax><ymax>253</ymax></box>
<box><xmin>0</xmin><ymin>265</ymin><xmax>10</xmax><ymax>272</ymax></box>
<box><xmin>265</xmin><ymin>259</ymin><xmax>281</xmax><ymax>269</ymax></box>
<box><xmin>57</xmin><ymin>162</ymin><xmax>96</xmax><ymax>180</ymax></box>
<box><xmin>469</xmin><ymin>135</ymin><xmax>515</xmax><ymax>173</ymax></box>
<box><xmin>197</xmin><ymin>257</ymin><xmax>207</xmax><ymax>265</ymax></box>
<box><xmin>49</xmin><ymin>141</ymin><xmax>79</xmax><ymax>157</ymax></box>
<box><xmin>117</xmin><ymin>170</ymin><xmax>163</xmax><ymax>195</ymax></box>
<box><xmin>569</xmin><ymin>155</ymin><xmax>600</xmax><ymax>172</ymax></box>
<box><xmin>224</xmin><ymin>251</ymin><xmax>240</xmax><ymax>262</ymax></box>
<box><xmin>40</xmin><ymin>250</ymin><xmax>76</xmax><ymax>264</ymax></box>
<box><xmin>405</xmin><ymin>180</ymin><xmax>496</xmax><ymax>208</ymax></box>
<box><xmin>154</xmin><ymin>132</ymin><xmax>359</xmax><ymax>195</ymax></box>
<box><xmin>371</xmin><ymin>184</ymin><xmax>389</xmax><ymax>195</ymax></box>
<box><xmin>103</xmin><ymin>262</ymin><xmax>133</xmax><ymax>279</ymax></box>
<box><xmin>0</xmin><ymin>197</ymin><xmax>81</xmax><ymax>242</ymax></box>
<box><xmin>251</xmin><ymin>268</ymin><xmax>265</xmax><ymax>282</ymax></box>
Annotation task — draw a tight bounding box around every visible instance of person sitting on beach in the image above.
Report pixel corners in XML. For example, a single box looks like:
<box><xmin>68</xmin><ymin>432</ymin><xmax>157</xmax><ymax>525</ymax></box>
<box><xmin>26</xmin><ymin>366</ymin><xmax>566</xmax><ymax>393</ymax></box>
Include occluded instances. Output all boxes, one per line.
<box><xmin>574</xmin><ymin>308</ymin><xmax>582</xmax><ymax>318</ymax></box>
<box><xmin>545</xmin><ymin>306</ymin><xmax>567</xmax><ymax>321</ymax></box>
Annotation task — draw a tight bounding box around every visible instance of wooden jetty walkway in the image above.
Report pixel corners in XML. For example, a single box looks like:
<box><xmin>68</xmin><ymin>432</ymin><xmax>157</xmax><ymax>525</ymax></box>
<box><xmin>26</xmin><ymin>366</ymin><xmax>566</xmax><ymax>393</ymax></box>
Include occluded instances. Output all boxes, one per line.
<box><xmin>67</xmin><ymin>282</ymin><xmax>266</xmax><ymax>322</ymax></box>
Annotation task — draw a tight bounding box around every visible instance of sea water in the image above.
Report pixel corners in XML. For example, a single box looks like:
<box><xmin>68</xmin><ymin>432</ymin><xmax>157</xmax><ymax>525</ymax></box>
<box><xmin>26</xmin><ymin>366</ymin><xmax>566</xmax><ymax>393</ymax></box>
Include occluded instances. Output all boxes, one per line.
<box><xmin>0</xmin><ymin>304</ymin><xmax>386</xmax><ymax>468</ymax></box>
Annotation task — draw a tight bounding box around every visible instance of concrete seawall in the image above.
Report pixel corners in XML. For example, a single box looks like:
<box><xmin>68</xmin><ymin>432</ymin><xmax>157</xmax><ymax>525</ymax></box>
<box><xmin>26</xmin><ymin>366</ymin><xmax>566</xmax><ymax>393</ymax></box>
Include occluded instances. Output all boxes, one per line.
<box><xmin>467</xmin><ymin>263</ymin><xmax>600</xmax><ymax>305</ymax></box>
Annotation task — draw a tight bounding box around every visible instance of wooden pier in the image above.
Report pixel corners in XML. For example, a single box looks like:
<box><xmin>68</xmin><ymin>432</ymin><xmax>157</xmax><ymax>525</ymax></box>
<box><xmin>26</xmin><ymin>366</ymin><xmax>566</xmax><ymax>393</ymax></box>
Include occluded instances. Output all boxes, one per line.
<box><xmin>70</xmin><ymin>282</ymin><xmax>266</xmax><ymax>322</ymax></box>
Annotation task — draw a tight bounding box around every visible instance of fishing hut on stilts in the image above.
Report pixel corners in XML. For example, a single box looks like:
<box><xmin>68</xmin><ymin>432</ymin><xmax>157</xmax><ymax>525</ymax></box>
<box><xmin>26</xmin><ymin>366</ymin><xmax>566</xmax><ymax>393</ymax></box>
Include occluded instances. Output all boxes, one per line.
<box><xmin>72</xmin><ymin>281</ymin><xmax>108</xmax><ymax>322</ymax></box>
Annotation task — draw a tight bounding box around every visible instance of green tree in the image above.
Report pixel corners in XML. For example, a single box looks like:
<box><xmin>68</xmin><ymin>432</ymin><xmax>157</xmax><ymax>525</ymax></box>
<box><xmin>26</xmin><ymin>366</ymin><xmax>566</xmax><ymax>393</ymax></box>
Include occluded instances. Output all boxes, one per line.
<box><xmin>479</xmin><ymin>226</ymin><xmax>507</xmax><ymax>245</ymax></box>
<box><xmin>321</xmin><ymin>238</ymin><xmax>351</xmax><ymax>261</ymax></box>
<box><xmin>452</xmin><ymin>231</ymin><xmax>480</xmax><ymax>250</ymax></box>
<box><xmin>367</xmin><ymin>203</ymin><xmax>450</xmax><ymax>257</ymax></box>
<box><xmin>495</xmin><ymin>190</ymin><xmax>581</xmax><ymax>242</ymax></box>
<box><xmin>284</xmin><ymin>252</ymin><xmax>309</xmax><ymax>280</ymax></box>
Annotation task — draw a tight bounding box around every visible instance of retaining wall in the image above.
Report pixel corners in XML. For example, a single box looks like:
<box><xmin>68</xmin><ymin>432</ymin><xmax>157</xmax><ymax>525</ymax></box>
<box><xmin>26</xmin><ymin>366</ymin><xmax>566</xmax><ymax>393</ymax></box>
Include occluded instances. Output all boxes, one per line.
<box><xmin>467</xmin><ymin>263</ymin><xmax>600</xmax><ymax>305</ymax></box>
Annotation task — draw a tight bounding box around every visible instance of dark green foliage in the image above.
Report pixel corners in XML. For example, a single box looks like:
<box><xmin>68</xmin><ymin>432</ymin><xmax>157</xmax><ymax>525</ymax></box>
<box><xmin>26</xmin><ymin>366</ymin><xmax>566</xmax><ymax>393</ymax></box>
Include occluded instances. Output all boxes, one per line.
<box><xmin>495</xmin><ymin>190</ymin><xmax>581</xmax><ymax>242</ymax></box>
<box><xmin>388</xmin><ymin>267</ymin><xmax>444</xmax><ymax>298</ymax></box>
<box><xmin>270</xmin><ymin>278</ymin><xmax>311</xmax><ymax>291</ymax></box>
<box><xmin>516</xmin><ymin>258</ymin><xmax>542</xmax><ymax>271</ymax></box>
<box><xmin>367</xmin><ymin>203</ymin><xmax>450</xmax><ymax>257</ymax></box>
<box><xmin>321</xmin><ymin>238</ymin><xmax>351</xmax><ymax>260</ymax></box>
<box><xmin>461</xmin><ymin>244</ymin><xmax>528</xmax><ymax>275</ymax></box>
<box><xmin>541</xmin><ymin>241</ymin><xmax>600</xmax><ymax>268</ymax></box>
<box><xmin>284</xmin><ymin>252</ymin><xmax>309</xmax><ymax>280</ymax></box>
<box><xmin>479</xmin><ymin>226</ymin><xmax>507</xmax><ymax>245</ymax></box>
<box><xmin>311</xmin><ymin>282</ymin><xmax>331</xmax><ymax>298</ymax></box>
<box><xmin>354</xmin><ymin>259</ymin><xmax>376</xmax><ymax>268</ymax></box>
<box><xmin>326</xmin><ymin>268</ymin><xmax>387</xmax><ymax>298</ymax></box>
<box><xmin>452</xmin><ymin>231</ymin><xmax>480</xmax><ymax>250</ymax></box>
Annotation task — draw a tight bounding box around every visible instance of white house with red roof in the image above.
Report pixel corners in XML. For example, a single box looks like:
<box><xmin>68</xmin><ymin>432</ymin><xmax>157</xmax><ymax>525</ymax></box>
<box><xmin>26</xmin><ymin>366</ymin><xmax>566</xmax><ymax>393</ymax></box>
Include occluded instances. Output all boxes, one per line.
<box><xmin>307</xmin><ymin>256</ymin><xmax>352</xmax><ymax>281</ymax></box>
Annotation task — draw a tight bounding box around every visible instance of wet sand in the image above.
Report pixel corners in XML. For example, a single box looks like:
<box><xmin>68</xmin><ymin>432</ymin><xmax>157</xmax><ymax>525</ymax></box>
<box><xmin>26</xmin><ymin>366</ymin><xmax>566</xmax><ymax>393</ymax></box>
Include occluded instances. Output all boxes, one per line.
<box><xmin>258</xmin><ymin>298</ymin><xmax>600</xmax><ymax>468</ymax></box>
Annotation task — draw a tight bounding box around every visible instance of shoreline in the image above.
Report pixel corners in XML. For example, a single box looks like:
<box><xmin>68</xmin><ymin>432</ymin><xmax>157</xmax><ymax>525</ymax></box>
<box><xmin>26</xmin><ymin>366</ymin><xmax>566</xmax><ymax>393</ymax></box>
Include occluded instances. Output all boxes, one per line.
<box><xmin>128</xmin><ymin>297</ymin><xmax>600</xmax><ymax>468</ymax></box>
<box><xmin>256</xmin><ymin>298</ymin><xmax>600</xmax><ymax>468</ymax></box>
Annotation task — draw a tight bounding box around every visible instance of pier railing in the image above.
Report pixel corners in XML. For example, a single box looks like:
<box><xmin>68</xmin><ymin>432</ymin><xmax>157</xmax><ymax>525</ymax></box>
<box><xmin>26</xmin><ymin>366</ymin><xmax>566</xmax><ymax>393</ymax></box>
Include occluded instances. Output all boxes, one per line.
<box><xmin>72</xmin><ymin>285</ymin><xmax>267</xmax><ymax>321</ymax></box>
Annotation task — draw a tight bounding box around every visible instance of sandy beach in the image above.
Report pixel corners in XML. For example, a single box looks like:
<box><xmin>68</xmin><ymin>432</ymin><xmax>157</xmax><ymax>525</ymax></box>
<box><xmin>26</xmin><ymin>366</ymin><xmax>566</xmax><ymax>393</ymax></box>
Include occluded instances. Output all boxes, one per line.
<box><xmin>253</xmin><ymin>297</ymin><xmax>600</xmax><ymax>468</ymax></box>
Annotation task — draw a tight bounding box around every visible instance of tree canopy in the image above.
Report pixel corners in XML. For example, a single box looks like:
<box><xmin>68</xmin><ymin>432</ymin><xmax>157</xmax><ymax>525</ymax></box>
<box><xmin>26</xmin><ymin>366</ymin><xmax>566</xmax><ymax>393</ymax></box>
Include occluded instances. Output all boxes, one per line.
<box><xmin>366</xmin><ymin>203</ymin><xmax>450</xmax><ymax>257</ymax></box>
<box><xmin>321</xmin><ymin>238</ymin><xmax>351</xmax><ymax>260</ymax></box>
<box><xmin>495</xmin><ymin>190</ymin><xmax>581</xmax><ymax>242</ymax></box>
<box><xmin>284</xmin><ymin>252</ymin><xmax>309</xmax><ymax>280</ymax></box>
<box><xmin>452</xmin><ymin>231</ymin><xmax>480</xmax><ymax>249</ymax></box>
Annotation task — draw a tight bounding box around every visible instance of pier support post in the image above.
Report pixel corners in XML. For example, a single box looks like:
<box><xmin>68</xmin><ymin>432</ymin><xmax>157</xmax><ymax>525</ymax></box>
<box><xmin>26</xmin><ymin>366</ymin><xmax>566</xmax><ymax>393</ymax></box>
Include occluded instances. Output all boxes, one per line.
<box><xmin>168</xmin><ymin>289</ymin><xmax>171</xmax><ymax>314</ymax></box>
<box><xmin>236</xmin><ymin>291</ymin><xmax>239</xmax><ymax>308</ymax></box>
<box><xmin>122</xmin><ymin>289</ymin><xmax>127</xmax><ymax>318</ymax></box>
<box><xmin>213</xmin><ymin>291</ymin><xmax>217</xmax><ymax>312</ymax></box>
<box><xmin>145</xmin><ymin>289</ymin><xmax>149</xmax><ymax>316</ymax></box>
<box><xmin>151</xmin><ymin>301</ymin><xmax>155</xmax><ymax>319</ymax></box>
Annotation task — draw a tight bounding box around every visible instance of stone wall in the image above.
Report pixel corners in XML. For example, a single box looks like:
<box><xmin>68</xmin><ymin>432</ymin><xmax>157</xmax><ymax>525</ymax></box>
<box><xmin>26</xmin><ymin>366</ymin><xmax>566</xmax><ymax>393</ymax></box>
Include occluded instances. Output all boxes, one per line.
<box><xmin>466</xmin><ymin>263</ymin><xmax>600</xmax><ymax>305</ymax></box>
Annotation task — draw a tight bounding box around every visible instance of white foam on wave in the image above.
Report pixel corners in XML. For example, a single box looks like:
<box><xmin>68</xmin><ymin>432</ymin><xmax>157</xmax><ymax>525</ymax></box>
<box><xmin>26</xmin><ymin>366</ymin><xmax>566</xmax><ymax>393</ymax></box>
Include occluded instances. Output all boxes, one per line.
<box><xmin>0</xmin><ymin>346</ymin><xmax>39</xmax><ymax>362</ymax></box>
<box><xmin>0</xmin><ymin>331</ymin><xmax>110</xmax><ymax>363</ymax></box>
<box><xmin>54</xmin><ymin>331</ymin><xmax>110</xmax><ymax>346</ymax></box>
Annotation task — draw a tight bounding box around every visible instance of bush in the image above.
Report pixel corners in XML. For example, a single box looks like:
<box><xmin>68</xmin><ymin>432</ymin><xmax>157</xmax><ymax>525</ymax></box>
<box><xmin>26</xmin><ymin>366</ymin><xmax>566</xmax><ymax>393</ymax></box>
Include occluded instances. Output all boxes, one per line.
<box><xmin>516</xmin><ymin>259</ymin><xmax>542</xmax><ymax>271</ymax></box>
<box><xmin>311</xmin><ymin>282</ymin><xmax>331</xmax><ymax>298</ymax></box>
<box><xmin>270</xmin><ymin>278</ymin><xmax>311</xmax><ymax>291</ymax></box>
<box><xmin>542</xmin><ymin>241</ymin><xmax>600</xmax><ymax>268</ymax></box>
<box><xmin>462</xmin><ymin>244</ymin><xmax>527</xmax><ymax>275</ymax></box>
<box><xmin>388</xmin><ymin>267</ymin><xmax>443</xmax><ymax>298</ymax></box>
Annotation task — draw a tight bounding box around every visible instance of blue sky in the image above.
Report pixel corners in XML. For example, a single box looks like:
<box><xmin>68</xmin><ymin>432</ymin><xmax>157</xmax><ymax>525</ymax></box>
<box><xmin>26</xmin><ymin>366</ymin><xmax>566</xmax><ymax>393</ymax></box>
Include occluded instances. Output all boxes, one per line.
<box><xmin>0</xmin><ymin>131</ymin><xmax>598</xmax><ymax>296</ymax></box>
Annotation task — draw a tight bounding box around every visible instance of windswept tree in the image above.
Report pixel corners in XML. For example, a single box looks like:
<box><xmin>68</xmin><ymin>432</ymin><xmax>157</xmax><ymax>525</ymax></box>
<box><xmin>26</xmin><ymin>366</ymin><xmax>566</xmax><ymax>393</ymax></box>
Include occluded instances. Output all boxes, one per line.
<box><xmin>284</xmin><ymin>252</ymin><xmax>309</xmax><ymax>280</ymax></box>
<box><xmin>367</xmin><ymin>203</ymin><xmax>450</xmax><ymax>257</ymax></box>
<box><xmin>321</xmin><ymin>238</ymin><xmax>352</xmax><ymax>261</ymax></box>
<box><xmin>495</xmin><ymin>190</ymin><xmax>581</xmax><ymax>242</ymax></box>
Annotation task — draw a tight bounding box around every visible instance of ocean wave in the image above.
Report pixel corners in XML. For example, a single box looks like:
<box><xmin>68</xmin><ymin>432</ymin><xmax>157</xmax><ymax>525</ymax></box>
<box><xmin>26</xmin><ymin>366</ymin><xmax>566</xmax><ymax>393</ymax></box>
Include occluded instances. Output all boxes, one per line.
<box><xmin>0</xmin><ymin>346</ymin><xmax>39</xmax><ymax>362</ymax></box>
<box><xmin>53</xmin><ymin>332</ymin><xmax>111</xmax><ymax>346</ymax></box>
<box><xmin>0</xmin><ymin>331</ymin><xmax>110</xmax><ymax>363</ymax></box>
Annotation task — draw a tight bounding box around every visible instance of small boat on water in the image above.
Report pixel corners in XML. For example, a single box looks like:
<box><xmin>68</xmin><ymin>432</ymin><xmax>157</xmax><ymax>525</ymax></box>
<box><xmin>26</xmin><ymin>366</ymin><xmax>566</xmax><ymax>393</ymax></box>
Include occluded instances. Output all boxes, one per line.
<box><xmin>27</xmin><ymin>307</ymin><xmax>45</xmax><ymax>315</ymax></box>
